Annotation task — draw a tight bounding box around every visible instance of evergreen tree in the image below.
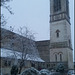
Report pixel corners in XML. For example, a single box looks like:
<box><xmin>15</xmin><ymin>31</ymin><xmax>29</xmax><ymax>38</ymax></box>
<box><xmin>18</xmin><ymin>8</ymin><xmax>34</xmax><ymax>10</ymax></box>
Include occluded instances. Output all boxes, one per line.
<box><xmin>55</xmin><ymin>63</ymin><xmax>64</xmax><ymax>73</ymax></box>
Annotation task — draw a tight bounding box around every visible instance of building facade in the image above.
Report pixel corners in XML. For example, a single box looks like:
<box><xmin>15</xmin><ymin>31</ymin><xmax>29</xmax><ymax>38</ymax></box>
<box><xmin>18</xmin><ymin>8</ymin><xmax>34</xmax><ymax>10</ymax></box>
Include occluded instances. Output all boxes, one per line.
<box><xmin>0</xmin><ymin>0</ymin><xmax>74</xmax><ymax>74</ymax></box>
<box><xmin>50</xmin><ymin>0</ymin><xmax>74</xmax><ymax>69</ymax></box>
<box><xmin>36</xmin><ymin>40</ymin><xmax>50</xmax><ymax>62</ymax></box>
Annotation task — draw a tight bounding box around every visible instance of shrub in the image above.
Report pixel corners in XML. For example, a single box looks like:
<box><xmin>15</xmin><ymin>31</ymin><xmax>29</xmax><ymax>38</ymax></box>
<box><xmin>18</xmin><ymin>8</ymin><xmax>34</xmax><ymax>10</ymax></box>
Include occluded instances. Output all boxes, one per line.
<box><xmin>10</xmin><ymin>65</ymin><xmax>18</xmax><ymax>75</ymax></box>
<box><xmin>20</xmin><ymin>67</ymin><xmax>39</xmax><ymax>75</ymax></box>
<box><xmin>40</xmin><ymin>69</ymin><xmax>50</xmax><ymax>75</ymax></box>
<box><xmin>55</xmin><ymin>63</ymin><xmax>64</xmax><ymax>73</ymax></box>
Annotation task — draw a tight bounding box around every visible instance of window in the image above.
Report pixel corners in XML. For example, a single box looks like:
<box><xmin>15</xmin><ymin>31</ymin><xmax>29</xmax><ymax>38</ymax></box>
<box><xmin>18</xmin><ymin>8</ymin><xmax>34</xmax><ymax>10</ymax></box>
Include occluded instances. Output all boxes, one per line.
<box><xmin>12</xmin><ymin>37</ymin><xmax>15</xmax><ymax>39</ymax></box>
<box><xmin>60</xmin><ymin>54</ymin><xmax>62</xmax><ymax>61</ymax></box>
<box><xmin>54</xmin><ymin>0</ymin><xmax>61</xmax><ymax>12</ymax></box>
<box><xmin>69</xmin><ymin>39</ymin><xmax>71</xmax><ymax>47</ymax></box>
<box><xmin>4</xmin><ymin>60</ymin><xmax>7</xmax><ymax>66</ymax></box>
<box><xmin>57</xmin><ymin>32</ymin><xmax>59</xmax><ymax>37</ymax></box>
<box><xmin>11</xmin><ymin>43</ymin><xmax>14</xmax><ymax>46</ymax></box>
<box><xmin>66</xmin><ymin>0</ymin><xmax>69</xmax><ymax>16</ymax></box>
<box><xmin>8</xmin><ymin>61</ymin><xmax>11</xmax><ymax>66</ymax></box>
<box><xmin>55</xmin><ymin>54</ymin><xmax>57</xmax><ymax>62</ymax></box>
<box><xmin>47</xmin><ymin>64</ymin><xmax>48</xmax><ymax>68</ymax></box>
<box><xmin>4</xmin><ymin>60</ymin><xmax>11</xmax><ymax>67</ymax></box>
<box><xmin>56</xmin><ymin>30</ymin><xmax>60</xmax><ymax>38</ymax></box>
<box><xmin>31</xmin><ymin>62</ymin><xmax>35</xmax><ymax>67</ymax></box>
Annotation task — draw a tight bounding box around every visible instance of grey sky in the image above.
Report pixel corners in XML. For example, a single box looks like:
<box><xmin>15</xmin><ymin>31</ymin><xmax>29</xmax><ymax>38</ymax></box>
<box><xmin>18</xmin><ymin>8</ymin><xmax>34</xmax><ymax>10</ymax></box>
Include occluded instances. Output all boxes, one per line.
<box><xmin>2</xmin><ymin>0</ymin><xmax>74</xmax><ymax>49</ymax></box>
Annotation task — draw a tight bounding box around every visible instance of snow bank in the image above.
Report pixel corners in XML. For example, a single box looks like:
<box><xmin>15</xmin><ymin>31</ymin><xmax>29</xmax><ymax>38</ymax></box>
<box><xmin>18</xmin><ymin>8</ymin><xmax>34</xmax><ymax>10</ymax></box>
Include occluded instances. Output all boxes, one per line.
<box><xmin>20</xmin><ymin>67</ymin><xmax>39</xmax><ymax>75</ymax></box>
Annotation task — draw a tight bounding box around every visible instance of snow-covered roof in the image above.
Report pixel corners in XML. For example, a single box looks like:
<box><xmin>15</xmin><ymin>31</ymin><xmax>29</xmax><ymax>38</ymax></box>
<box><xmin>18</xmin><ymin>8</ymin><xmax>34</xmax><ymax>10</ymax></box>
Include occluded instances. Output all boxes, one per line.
<box><xmin>26</xmin><ymin>54</ymin><xmax>45</xmax><ymax>62</ymax></box>
<box><xmin>1</xmin><ymin>48</ymin><xmax>45</xmax><ymax>62</ymax></box>
<box><xmin>1</xmin><ymin>48</ymin><xmax>21</xmax><ymax>59</ymax></box>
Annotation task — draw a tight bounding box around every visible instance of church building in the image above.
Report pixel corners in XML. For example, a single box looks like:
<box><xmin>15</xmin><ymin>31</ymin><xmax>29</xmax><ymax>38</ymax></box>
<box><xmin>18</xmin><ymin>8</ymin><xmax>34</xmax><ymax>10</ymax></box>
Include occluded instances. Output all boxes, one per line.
<box><xmin>50</xmin><ymin>0</ymin><xmax>74</xmax><ymax>69</ymax></box>
<box><xmin>0</xmin><ymin>0</ymin><xmax>74</xmax><ymax>74</ymax></box>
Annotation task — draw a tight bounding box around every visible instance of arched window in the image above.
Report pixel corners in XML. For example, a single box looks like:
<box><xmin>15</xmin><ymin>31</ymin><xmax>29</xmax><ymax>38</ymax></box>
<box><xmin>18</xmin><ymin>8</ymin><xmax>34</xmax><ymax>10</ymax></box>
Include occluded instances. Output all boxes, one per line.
<box><xmin>57</xmin><ymin>32</ymin><xmax>59</xmax><ymax>37</ymax></box>
<box><xmin>54</xmin><ymin>0</ymin><xmax>61</xmax><ymax>12</ymax></box>
<box><xmin>55</xmin><ymin>54</ymin><xmax>57</xmax><ymax>62</ymax></box>
<box><xmin>56</xmin><ymin>30</ymin><xmax>60</xmax><ymax>38</ymax></box>
<box><xmin>60</xmin><ymin>54</ymin><xmax>62</xmax><ymax>62</ymax></box>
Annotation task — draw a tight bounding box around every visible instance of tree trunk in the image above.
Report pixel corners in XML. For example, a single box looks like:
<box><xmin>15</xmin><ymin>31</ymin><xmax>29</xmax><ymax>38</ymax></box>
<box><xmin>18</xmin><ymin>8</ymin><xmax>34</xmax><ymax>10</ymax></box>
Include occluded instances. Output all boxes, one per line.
<box><xmin>18</xmin><ymin>60</ymin><xmax>24</xmax><ymax>74</ymax></box>
<box><xmin>18</xmin><ymin>66</ymin><xmax>22</xmax><ymax>74</ymax></box>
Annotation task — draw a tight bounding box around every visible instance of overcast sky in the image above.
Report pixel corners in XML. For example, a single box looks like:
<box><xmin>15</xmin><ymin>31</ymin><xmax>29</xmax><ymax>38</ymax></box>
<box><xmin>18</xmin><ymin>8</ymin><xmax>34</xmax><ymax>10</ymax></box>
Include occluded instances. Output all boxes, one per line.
<box><xmin>2</xmin><ymin>0</ymin><xmax>74</xmax><ymax>49</ymax></box>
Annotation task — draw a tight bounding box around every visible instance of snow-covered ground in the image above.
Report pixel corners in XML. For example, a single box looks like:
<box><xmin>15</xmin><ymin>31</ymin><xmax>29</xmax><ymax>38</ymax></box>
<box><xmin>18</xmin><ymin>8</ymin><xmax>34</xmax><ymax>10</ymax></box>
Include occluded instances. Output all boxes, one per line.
<box><xmin>1</xmin><ymin>48</ymin><xmax>44</xmax><ymax>62</ymax></box>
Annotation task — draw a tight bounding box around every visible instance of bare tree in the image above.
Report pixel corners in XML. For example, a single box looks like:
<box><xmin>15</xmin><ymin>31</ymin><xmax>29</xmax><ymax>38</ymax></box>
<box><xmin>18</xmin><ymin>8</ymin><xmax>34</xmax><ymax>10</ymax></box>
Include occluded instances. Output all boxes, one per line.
<box><xmin>16</xmin><ymin>26</ymin><xmax>39</xmax><ymax>74</ymax></box>
<box><xmin>4</xmin><ymin>26</ymin><xmax>39</xmax><ymax>74</ymax></box>
<box><xmin>1</xmin><ymin>0</ymin><xmax>13</xmax><ymax>14</ymax></box>
<box><xmin>1</xmin><ymin>0</ymin><xmax>13</xmax><ymax>27</ymax></box>
<box><xmin>1</xmin><ymin>26</ymin><xmax>41</xmax><ymax>74</ymax></box>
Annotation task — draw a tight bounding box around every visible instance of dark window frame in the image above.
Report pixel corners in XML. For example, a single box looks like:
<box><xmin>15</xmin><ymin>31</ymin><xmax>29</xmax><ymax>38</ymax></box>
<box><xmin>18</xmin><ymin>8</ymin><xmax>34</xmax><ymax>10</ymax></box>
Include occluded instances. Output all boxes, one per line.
<box><xmin>69</xmin><ymin>39</ymin><xmax>71</xmax><ymax>47</ymax></box>
<box><xmin>8</xmin><ymin>61</ymin><xmax>11</xmax><ymax>66</ymax></box>
<box><xmin>53</xmin><ymin>0</ymin><xmax>61</xmax><ymax>12</ymax></box>
<box><xmin>4</xmin><ymin>60</ymin><xmax>8</xmax><ymax>67</ymax></box>
<box><xmin>60</xmin><ymin>54</ymin><xmax>62</xmax><ymax>62</ymax></box>
<box><xmin>56</xmin><ymin>30</ymin><xmax>60</xmax><ymax>38</ymax></box>
<box><xmin>66</xmin><ymin>0</ymin><xmax>69</xmax><ymax>16</ymax></box>
<box><xmin>57</xmin><ymin>32</ymin><xmax>59</xmax><ymax>38</ymax></box>
<box><xmin>55</xmin><ymin>54</ymin><xmax>57</xmax><ymax>62</ymax></box>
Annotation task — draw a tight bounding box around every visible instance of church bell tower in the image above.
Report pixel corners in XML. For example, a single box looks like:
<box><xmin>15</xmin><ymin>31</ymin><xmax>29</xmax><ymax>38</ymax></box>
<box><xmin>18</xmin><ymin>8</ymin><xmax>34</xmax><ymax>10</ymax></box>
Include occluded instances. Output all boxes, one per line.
<box><xmin>50</xmin><ymin>0</ymin><xmax>74</xmax><ymax>69</ymax></box>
